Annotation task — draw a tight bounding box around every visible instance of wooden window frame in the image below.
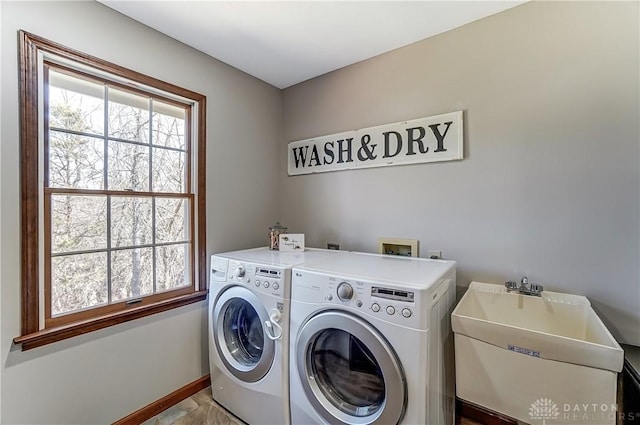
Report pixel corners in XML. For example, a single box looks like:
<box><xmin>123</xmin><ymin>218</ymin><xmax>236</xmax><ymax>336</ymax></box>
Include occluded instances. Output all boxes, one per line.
<box><xmin>14</xmin><ymin>31</ymin><xmax>207</xmax><ymax>351</ymax></box>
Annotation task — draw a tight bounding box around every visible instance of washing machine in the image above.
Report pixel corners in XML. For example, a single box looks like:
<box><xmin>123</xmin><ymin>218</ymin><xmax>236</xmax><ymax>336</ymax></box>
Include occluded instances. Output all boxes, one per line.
<box><xmin>289</xmin><ymin>252</ymin><xmax>457</xmax><ymax>425</ymax></box>
<box><xmin>208</xmin><ymin>247</ymin><xmax>344</xmax><ymax>425</ymax></box>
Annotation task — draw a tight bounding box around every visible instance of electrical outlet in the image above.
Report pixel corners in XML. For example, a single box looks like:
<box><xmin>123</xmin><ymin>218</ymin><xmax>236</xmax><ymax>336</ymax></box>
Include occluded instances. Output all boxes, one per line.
<box><xmin>428</xmin><ymin>250</ymin><xmax>442</xmax><ymax>259</ymax></box>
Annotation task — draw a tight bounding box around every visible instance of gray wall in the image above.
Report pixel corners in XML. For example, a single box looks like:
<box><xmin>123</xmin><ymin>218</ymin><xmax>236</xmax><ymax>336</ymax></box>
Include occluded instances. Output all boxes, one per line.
<box><xmin>0</xmin><ymin>1</ymin><xmax>281</xmax><ymax>424</ymax></box>
<box><xmin>281</xmin><ymin>1</ymin><xmax>640</xmax><ymax>345</ymax></box>
<box><xmin>1</xmin><ymin>1</ymin><xmax>638</xmax><ymax>424</ymax></box>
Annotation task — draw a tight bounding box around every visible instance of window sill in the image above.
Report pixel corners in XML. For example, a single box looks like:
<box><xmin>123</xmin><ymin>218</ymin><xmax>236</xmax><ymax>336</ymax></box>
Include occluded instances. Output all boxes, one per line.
<box><xmin>13</xmin><ymin>290</ymin><xmax>208</xmax><ymax>351</ymax></box>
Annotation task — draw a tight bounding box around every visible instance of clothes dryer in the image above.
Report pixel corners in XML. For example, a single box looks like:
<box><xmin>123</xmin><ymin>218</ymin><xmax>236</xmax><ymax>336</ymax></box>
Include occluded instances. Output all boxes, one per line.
<box><xmin>289</xmin><ymin>252</ymin><xmax>457</xmax><ymax>425</ymax></box>
<box><xmin>208</xmin><ymin>247</ymin><xmax>344</xmax><ymax>425</ymax></box>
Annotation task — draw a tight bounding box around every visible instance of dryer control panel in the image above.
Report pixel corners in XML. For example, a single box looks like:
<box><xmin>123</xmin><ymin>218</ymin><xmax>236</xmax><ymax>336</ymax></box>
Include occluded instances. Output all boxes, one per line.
<box><xmin>292</xmin><ymin>270</ymin><xmax>431</xmax><ymax>328</ymax></box>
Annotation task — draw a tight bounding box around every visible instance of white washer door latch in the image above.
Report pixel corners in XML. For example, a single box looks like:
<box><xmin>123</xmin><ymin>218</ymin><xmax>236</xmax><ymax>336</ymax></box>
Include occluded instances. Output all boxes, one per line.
<box><xmin>264</xmin><ymin>308</ymin><xmax>283</xmax><ymax>340</ymax></box>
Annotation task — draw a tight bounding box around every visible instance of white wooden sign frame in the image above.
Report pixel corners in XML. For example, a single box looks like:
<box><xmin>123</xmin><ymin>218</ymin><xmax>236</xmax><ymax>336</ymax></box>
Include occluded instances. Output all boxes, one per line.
<box><xmin>288</xmin><ymin>111</ymin><xmax>463</xmax><ymax>176</ymax></box>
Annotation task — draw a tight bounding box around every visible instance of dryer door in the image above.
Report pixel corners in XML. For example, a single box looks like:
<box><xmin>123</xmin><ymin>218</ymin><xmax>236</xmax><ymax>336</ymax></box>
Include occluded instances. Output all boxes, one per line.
<box><xmin>212</xmin><ymin>286</ymin><xmax>275</xmax><ymax>382</ymax></box>
<box><xmin>296</xmin><ymin>310</ymin><xmax>406</xmax><ymax>425</ymax></box>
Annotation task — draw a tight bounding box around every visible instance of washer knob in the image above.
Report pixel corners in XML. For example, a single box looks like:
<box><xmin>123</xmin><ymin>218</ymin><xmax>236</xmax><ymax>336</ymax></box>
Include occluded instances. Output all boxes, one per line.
<box><xmin>273</xmin><ymin>283</ymin><xmax>279</xmax><ymax>290</ymax></box>
<box><xmin>371</xmin><ymin>303</ymin><xmax>381</xmax><ymax>312</ymax></box>
<box><xmin>386</xmin><ymin>306</ymin><xmax>396</xmax><ymax>315</ymax></box>
<box><xmin>402</xmin><ymin>308</ymin><xmax>412</xmax><ymax>318</ymax></box>
<box><xmin>235</xmin><ymin>265</ymin><xmax>246</xmax><ymax>278</ymax></box>
<box><xmin>336</xmin><ymin>282</ymin><xmax>354</xmax><ymax>301</ymax></box>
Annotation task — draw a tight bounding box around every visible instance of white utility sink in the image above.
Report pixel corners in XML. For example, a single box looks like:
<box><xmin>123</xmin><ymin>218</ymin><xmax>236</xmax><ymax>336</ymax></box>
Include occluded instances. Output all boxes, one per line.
<box><xmin>452</xmin><ymin>281</ymin><xmax>623</xmax><ymax>425</ymax></box>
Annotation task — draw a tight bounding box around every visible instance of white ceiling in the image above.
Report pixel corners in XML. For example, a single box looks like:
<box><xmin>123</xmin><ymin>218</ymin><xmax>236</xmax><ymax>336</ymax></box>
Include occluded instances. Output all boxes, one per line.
<box><xmin>98</xmin><ymin>1</ymin><xmax>526</xmax><ymax>89</ymax></box>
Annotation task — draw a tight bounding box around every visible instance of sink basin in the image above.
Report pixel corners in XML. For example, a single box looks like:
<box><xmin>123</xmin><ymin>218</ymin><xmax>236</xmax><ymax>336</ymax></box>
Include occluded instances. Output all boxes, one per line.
<box><xmin>452</xmin><ymin>281</ymin><xmax>623</xmax><ymax>372</ymax></box>
<box><xmin>452</xmin><ymin>281</ymin><xmax>623</xmax><ymax>424</ymax></box>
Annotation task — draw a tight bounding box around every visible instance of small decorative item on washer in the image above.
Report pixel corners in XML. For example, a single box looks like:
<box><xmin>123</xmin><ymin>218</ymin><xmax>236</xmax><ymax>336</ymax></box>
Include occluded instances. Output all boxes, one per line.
<box><xmin>268</xmin><ymin>222</ymin><xmax>287</xmax><ymax>250</ymax></box>
<box><xmin>279</xmin><ymin>233</ymin><xmax>305</xmax><ymax>252</ymax></box>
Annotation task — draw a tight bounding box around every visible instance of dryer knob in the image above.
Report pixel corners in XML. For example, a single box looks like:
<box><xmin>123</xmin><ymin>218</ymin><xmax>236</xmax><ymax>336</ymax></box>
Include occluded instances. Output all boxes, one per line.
<box><xmin>235</xmin><ymin>265</ymin><xmax>246</xmax><ymax>278</ymax></box>
<box><xmin>337</xmin><ymin>282</ymin><xmax>354</xmax><ymax>301</ymax></box>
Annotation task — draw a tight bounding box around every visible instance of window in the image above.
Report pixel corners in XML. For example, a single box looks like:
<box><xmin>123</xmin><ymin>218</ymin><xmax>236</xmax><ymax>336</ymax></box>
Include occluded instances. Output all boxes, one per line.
<box><xmin>15</xmin><ymin>31</ymin><xmax>207</xmax><ymax>350</ymax></box>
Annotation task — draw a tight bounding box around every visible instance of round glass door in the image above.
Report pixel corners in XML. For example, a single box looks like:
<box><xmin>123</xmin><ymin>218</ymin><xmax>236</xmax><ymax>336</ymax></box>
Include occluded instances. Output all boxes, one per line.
<box><xmin>296</xmin><ymin>311</ymin><xmax>406</xmax><ymax>424</ymax></box>
<box><xmin>212</xmin><ymin>286</ymin><xmax>275</xmax><ymax>382</ymax></box>
<box><xmin>223</xmin><ymin>298</ymin><xmax>264</xmax><ymax>366</ymax></box>
<box><xmin>310</xmin><ymin>329</ymin><xmax>385</xmax><ymax>417</ymax></box>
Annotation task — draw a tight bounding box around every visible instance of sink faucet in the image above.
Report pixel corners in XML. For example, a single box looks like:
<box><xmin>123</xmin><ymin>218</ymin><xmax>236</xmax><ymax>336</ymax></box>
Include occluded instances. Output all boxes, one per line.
<box><xmin>505</xmin><ymin>276</ymin><xmax>543</xmax><ymax>296</ymax></box>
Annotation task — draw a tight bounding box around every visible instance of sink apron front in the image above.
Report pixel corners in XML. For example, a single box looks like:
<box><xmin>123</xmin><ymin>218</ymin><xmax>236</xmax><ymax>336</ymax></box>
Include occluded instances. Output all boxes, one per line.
<box><xmin>455</xmin><ymin>334</ymin><xmax>618</xmax><ymax>425</ymax></box>
<box><xmin>452</xmin><ymin>281</ymin><xmax>623</xmax><ymax>425</ymax></box>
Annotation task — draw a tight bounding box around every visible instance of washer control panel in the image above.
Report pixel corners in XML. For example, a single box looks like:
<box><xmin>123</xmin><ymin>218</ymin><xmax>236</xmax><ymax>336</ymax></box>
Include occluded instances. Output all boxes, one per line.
<box><xmin>222</xmin><ymin>259</ymin><xmax>286</xmax><ymax>298</ymax></box>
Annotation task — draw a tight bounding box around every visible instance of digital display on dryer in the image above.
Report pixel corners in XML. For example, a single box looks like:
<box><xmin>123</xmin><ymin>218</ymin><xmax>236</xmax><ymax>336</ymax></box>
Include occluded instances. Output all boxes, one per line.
<box><xmin>371</xmin><ymin>287</ymin><xmax>414</xmax><ymax>302</ymax></box>
<box><xmin>256</xmin><ymin>267</ymin><xmax>281</xmax><ymax>278</ymax></box>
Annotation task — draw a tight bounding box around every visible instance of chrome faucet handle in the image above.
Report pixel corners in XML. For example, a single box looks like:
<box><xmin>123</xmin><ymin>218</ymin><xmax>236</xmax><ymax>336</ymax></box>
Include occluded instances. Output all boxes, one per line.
<box><xmin>506</xmin><ymin>276</ymin><xmax>542</xmax><ymax>296</ymax></box>
<box><xmin>529</xmin><ymin>283</ymin><xmax>544</xmax><ymax>295</ymax></box>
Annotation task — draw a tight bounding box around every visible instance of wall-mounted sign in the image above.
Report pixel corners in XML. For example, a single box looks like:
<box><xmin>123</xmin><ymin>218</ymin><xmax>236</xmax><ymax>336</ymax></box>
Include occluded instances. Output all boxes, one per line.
<box><xmin>288</xmin><ymin>111</ymin><xmax>463</xmax><ymax>176</ymax></box>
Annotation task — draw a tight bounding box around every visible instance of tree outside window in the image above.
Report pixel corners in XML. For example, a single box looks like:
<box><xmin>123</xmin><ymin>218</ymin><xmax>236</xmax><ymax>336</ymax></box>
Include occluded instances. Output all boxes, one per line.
<box><xmin>16</xmin><ymin>31</ymin><xmax>207</xmax><ymax>350</ymax></box>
